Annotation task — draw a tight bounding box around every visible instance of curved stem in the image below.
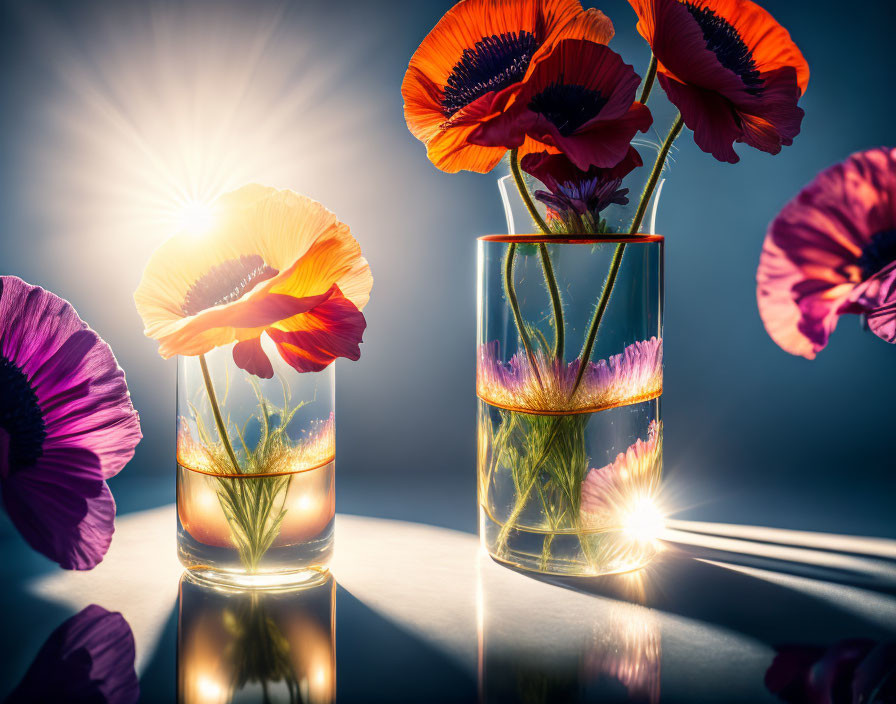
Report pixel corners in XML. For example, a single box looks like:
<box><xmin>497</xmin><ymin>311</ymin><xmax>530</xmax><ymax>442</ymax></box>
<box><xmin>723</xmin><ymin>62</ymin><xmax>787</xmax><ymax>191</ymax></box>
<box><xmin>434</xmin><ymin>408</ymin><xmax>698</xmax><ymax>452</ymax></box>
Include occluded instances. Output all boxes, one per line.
<box><xmin>509</xmin><ymin>148</ymin><xmax>566</xmax><ymax>361</ymax></box>
<box><xmin>509</xmin><ymin>148</ymin><xmax>550</xmax><ymax>235</ymax></box>
<box><xmin>503</xmin><ymin>244</ymin><xmax>542</xmax><ymax>386</ymax></box>
<box><xmin>199</xmin><ymin>353</ymin><xmax>242</xmax><ymax>474</ymax></box>
<box><xmin>538</xmin><ymin>245</ymin><xmax>565</xmax><ymax>361</ymax></box>
<box><xmin>639</xmin><ymin>54</ymin><xmax>658</xmax><ymax>105</ymax></box>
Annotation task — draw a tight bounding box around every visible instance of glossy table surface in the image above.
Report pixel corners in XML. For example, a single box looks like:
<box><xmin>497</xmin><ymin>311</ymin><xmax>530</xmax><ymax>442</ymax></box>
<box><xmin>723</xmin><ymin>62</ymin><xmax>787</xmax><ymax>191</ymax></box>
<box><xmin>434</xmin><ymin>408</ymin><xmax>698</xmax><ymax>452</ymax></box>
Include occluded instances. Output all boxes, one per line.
<box><xmin>1</xmin><ymin>478</ymin><xmax>894</xmax><ymax>704</ymax></box>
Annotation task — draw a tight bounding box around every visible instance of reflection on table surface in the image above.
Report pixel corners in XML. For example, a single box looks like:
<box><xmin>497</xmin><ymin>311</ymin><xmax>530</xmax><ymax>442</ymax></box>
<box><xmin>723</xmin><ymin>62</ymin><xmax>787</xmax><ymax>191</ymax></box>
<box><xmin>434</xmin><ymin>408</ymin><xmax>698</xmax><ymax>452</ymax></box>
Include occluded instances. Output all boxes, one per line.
<box><xmin>178</xmin><ymin>574</ymin><xmax>335</xmax><ymax>704</ymax></box>
<box><xmin>1</xmin><ymin>506</ymin><xmax>894</xmax><ymax>703</ymax></box>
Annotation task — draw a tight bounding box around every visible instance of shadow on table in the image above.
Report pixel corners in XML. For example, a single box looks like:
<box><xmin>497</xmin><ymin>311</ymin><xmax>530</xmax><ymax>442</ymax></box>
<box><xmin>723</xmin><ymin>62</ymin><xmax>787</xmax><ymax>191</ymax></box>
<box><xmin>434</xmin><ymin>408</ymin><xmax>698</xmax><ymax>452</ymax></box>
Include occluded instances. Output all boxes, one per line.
<box><xmin>534</xmin><ymin>548</ymin><xmax>896</xmax><ymax>647</ymax></box>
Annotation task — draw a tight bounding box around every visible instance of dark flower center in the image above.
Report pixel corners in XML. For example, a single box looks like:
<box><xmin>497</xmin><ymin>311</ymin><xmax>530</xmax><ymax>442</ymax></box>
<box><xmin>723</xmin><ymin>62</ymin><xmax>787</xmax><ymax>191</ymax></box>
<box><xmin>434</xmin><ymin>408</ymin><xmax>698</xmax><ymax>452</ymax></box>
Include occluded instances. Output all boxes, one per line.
<box><xmin>181</xmin><ymin>255</ymin><xmax>278</xmax><ymax>317</ymax></box>
<box><xmin>858</xmin><ymin>229</ymin><xmax>896</xmax><ymax>279</ymax></box>
<box><xmin>682</xmin><ymin>2</ymin><xmax>763</xmax><ymax>94</ymax></box>
<box><xmin>0</xmin><ymin>355</ymin><xmax>46</xmax><ymax>469</ymax></box>
<box><xmin>442</xmin><ymin>31</ymin><xmax>538</xmax><ymax>118</ymax></box>
<box><xmin>528</xmin><ymin>82</ymin><xmax>609</xmax><ymax>137</ymax></box>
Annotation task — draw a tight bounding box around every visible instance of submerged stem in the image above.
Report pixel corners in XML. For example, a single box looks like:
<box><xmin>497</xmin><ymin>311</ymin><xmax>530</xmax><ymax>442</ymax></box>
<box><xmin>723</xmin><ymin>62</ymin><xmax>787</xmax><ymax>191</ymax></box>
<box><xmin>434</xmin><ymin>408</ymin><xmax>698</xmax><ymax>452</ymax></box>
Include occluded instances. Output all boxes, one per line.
<box><xmin>503</xmin><ymin>244</ymin><xmax>542</xmax><ymax>386</ymax></box>
<box><xmin>199</xmin><ymin>353</ymin><xmax>241</xmax><ymax>474</ymax></box>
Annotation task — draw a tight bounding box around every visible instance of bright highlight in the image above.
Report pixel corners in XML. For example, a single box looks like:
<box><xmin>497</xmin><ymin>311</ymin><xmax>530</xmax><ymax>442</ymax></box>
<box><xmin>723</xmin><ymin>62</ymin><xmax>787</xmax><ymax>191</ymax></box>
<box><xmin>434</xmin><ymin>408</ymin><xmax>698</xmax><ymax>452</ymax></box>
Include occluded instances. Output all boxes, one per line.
<box><xmin>623</xmin><ymin>497</ymin><xmax>665</xmax><ymax>543</ymax></box>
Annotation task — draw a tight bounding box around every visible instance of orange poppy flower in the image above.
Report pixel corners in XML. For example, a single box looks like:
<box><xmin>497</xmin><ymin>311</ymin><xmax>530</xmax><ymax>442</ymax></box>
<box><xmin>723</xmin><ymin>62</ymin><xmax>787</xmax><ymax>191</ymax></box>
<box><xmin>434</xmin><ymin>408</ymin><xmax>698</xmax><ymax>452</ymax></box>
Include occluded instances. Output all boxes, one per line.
<box><xmin>401</xmin><ymin>0</ymin><xmax>614</xmax><ymax>173</ymax></box>
<box><xmin>628</xmin><ymin>0</ymin><xmax>809</xmax><ymax>163</ymax></box>
<box><xmin>134</xmin><ymin>185</ymin><xmax>372</xmax><ymax>377</ymax></box>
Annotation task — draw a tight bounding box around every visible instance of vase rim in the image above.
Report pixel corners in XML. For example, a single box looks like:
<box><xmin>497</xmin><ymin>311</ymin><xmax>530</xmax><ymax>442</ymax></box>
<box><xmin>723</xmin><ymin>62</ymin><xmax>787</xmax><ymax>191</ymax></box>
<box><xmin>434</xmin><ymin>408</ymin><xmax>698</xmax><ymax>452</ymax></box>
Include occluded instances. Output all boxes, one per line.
<box><xmin>479</xmin><ymin>233</ymin><xmax>664</xmax><ymax>244</ymax></box>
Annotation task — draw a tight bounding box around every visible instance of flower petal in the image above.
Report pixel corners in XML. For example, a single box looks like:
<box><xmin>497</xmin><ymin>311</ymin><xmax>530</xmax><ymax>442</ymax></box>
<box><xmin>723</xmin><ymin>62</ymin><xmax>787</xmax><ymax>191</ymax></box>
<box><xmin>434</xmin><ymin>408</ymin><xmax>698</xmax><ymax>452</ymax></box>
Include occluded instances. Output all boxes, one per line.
<box><xmin>1</xmin><ymin>447</ymin><xmax>114</xmax><ymax>570</ymax></box>
<box><xmin>401</xmin><ymin>0</ymin><xmax>591</xmax><ymax>173</ymax></box>
<box><xmin>0</xmin><ymin>277</ymin><xmax>141</xmax><ymax>479</ymax></box>
<box><xmin>135</xmin><ymin>186</ymin><xmax>372</xmax><ymax>358</ymax></box>
<box><xmin>660</xmin><ymin>75</ymin><xmax>741</xmax><ymax>164</ymax></box>
<box><xmin>853</xmin><ymin>262</ymin><xmax>896</xmax><ymax>344</ymax></box>
<box><xmin>233</xmin><ymin>336</ymin><xmax>275</xmax><ymax>379</ymax></box>
<box><xmin>268</xmin><ymin>287</ymin><xmax>367</xmax><ymax>373</ymax></box>
<box><xmin>0</xmin><ymin>277</ymin><xmax>86</xmax><ymax>378</ymax></box>
<box><xmin>629</xmin><ymin>0</ymin><xmax>807</xmax><ymax>163</ymax></box>
<box><xmin>757</xmin><ymin>148</ymin><xmax>896</xmax><ymax>357</ymax></box>
<box><xmin>6</xmin><ymin>605</ymin><xmax>138</xmax><ymax>704</ymax></box>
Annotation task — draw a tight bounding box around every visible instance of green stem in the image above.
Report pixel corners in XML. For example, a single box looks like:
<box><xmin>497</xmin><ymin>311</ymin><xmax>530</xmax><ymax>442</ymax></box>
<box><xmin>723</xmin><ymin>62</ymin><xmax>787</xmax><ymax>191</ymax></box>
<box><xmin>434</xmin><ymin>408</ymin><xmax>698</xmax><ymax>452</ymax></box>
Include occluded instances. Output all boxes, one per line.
<box><xmin>570</xmin><ymin>115</ymin><xmax>683</xmax><ymax>396</ymax></box>
<box><xmin>199</xmin><ymin>353</ymin><xmax>241</xmax><ymax>474</ymax></box>
<box><xmin>639</xmin><ymin>55</ymin><xmax>658</xmax><ymax>105</ymax></box>
<box><xmin>509</xmin><ymin>148</ymin><xmax>566</xmax><ymax>361</ymax></box>
<box><xmin>509</xmin><ymin>148</ymin><xmax>550</xmax><ymax>235</ymax></box>
<box><xmin>571</xmin><ymin>244</ymin><xmax>626</xmax><ymax>395</ymax></box>
<box><xmin>503</xmin><ymin>244</ymin><xmax>542</xmax><ymax>386</ymax></box>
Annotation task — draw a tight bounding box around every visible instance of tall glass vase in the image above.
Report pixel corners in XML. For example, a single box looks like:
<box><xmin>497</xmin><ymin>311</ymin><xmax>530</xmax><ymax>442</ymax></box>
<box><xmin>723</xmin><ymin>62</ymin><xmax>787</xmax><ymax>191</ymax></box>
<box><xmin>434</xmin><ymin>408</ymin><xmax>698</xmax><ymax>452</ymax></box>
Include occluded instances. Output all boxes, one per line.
<box><xmin>477</xmin><ymin>235</ymin><xmax>664</xmax><ymax>576</ymax></box>
<box><xmin>176</xmin><ymin>338</ymin><xmax>335</xmax><ymax>588</ymax></box>
<box><xmin>478</xmin><ymin>161</ymin><xmax>664</xmax><ymax>576</ymax></box>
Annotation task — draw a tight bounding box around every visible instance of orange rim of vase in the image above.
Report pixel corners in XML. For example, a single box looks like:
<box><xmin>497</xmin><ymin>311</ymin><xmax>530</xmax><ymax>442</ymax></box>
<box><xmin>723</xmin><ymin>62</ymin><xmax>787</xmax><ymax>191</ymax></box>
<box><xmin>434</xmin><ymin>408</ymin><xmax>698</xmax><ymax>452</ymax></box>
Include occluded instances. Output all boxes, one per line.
<box><xmin>479</xmin><ymin>233</ymin><xmax>664</xmax><ymax>244</ymax></box>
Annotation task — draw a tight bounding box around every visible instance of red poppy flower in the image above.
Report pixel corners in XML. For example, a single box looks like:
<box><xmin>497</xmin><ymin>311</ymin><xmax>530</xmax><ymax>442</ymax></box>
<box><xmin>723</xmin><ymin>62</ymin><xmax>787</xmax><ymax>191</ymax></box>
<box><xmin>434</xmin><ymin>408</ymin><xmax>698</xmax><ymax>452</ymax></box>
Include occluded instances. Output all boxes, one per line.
<box><xmin>628</xmin><ymin>0</ymin><xmax>809</xmax><ymax>164</ymax></box>
<box><xmin>757</xmin><ymin>148</ymin><xmax>896</xmax><ymax>359</ymax></box>
<box><xmin>401</xmin><ymin>0</ymin><xmax>614</xmax><ymax>173</ymax></box>
<box><xmin>472</xmin><ymin>39</ymin><xmax>652</xmax><ymax>171</ymax></box>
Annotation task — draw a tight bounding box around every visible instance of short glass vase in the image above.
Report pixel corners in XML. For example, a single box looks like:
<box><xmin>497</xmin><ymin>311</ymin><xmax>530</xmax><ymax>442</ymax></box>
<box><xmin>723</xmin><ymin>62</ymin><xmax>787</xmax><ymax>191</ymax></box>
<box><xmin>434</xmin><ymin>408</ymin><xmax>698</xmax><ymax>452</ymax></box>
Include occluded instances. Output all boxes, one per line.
<box><xmin>477</xmin><ymin>234</ymin><xmax>664</xmax><ymax>576</ymax></box>
<box><xmin>176</xmin><ymin>340</ymin><xmax>335</xmax><ymax>588</ymax></box>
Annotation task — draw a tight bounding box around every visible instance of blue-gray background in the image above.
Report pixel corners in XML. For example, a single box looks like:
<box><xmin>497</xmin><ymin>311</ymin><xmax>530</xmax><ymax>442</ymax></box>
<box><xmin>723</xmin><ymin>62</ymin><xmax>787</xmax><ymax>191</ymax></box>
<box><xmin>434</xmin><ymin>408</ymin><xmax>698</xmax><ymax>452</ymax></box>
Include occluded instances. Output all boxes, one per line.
<box><xmin>0</xmin><ymin>0</ymin><xmax>893</xmax><ymax>541</ymax></box>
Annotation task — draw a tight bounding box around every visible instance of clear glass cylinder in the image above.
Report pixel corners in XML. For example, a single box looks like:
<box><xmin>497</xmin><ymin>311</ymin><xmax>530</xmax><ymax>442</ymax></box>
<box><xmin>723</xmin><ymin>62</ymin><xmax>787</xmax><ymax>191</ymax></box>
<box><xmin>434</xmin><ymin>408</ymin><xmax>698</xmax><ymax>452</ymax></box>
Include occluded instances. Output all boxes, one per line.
<box><xmin>176</xmin><ymin>338</ymin><xmax>335</xmax><ymax>588</ymax></box>
<box><xmin>477</xmin><ymin>235</ymin><xmax>664</xmax><ymax>576</ymax></box>
<box><xmin>177</xmin><ymin>572</ymin><xmax>336</xmax><ymax>704</ymax></box>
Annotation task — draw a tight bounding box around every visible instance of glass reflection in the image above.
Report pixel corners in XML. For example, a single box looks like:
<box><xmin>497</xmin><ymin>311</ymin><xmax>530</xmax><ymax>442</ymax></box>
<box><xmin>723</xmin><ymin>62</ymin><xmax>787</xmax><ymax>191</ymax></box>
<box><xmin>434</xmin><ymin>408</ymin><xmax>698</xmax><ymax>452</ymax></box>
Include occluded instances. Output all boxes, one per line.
<box><xmin>178</xmin><ymin>573</ymin><xmax>335</xmax><ymax>704</ymax></box>
<box><xmin>478</xmin><ymin>564</ymin><xmax>660</xmax><ymax>703</ymax></box>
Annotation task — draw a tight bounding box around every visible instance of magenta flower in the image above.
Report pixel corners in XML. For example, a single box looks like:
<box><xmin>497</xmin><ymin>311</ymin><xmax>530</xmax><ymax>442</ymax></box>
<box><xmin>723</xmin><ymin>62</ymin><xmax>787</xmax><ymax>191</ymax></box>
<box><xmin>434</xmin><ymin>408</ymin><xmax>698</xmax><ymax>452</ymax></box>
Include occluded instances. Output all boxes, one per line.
<box><xmin>6</xmin><ymin>605</ymin><xmax>139</xmax><ymax>704</ymax></box>
<box><xmin>477</xmin><ymin>337</ymin><xmax>662</xmax><ymax>414</ymax></box>
<box><xmin>757</xmin><ymin>148</ymin><xmax>896</xmax><ymax>358</ymax></box>
<box><xmin>0</xmin><ymin>277</ymin><xmax>141</xmax><ymax>569</ymax></box>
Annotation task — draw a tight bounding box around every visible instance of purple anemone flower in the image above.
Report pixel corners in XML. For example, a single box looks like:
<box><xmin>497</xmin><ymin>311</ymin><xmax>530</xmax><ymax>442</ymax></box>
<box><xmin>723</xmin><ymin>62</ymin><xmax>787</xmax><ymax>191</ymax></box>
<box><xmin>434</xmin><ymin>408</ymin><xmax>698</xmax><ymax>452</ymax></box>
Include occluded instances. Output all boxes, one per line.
<box><xmin>757</xmin><ymin>147</ymin><xmax>896</xmax><ymax>358</ymax></box>
<box><xmin>522</xmin><ymin>148</ymin><xmax>642</xmax><ymax>226</ymax></box>
<box><xmin>0</xmin><ymin>276</ymin><xmax>141</xmax><ymax>570</ymax></box>
<box><xmin>6</xmin><ymin>604</ymin><xmax>139</xmax><ymax>704</ymax></box>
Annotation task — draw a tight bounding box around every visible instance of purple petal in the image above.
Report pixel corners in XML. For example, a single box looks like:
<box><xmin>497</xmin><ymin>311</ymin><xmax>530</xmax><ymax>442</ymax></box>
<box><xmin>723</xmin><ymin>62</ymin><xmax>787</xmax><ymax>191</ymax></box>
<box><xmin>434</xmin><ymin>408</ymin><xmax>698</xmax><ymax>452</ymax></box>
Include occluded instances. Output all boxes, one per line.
<box><xmin>0</xmin><ymin>276</ymin><xmax>85</xmax><ymax>375</ymax></box>
<box><xmin>1</xmin><ymin>447</ymin><xmax>115</xmax><ymax>570</ymax></box>
<box><xmin>6</xmin><ymin>604</ymin><xmax>138</xmax><ymax>704</ymax></box>
<box><xmin>0</xmin><ymin>276</ymin><xmax>141</xmax><ymax>480</ymax></box>
<box><xmin>477</xmin><ymin>338</ymin><xmax>662</xmax><ymax>414</ymax></box>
